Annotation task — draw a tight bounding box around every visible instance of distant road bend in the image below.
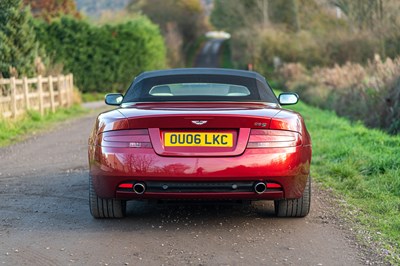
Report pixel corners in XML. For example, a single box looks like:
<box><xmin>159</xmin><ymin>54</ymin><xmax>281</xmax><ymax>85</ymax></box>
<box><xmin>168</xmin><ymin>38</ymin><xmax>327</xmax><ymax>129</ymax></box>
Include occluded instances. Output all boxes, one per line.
<box><xmin>195</xmin><ymin>38</ymin><xmax>225</xmax><ymax>68</ymax></box>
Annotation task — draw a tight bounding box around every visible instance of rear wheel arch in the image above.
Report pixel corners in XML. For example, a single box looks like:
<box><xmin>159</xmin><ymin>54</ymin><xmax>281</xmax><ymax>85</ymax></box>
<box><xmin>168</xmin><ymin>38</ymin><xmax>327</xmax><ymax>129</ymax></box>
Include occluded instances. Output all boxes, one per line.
<box><xmin>274</xmin><ymin>175</ymin><xmax>311</xmax><ymax>217</ymax></box>
<box><xmin>89</xmin><ymin>176</ymin><xmax>126</xmax><ymax>219</ymax></box>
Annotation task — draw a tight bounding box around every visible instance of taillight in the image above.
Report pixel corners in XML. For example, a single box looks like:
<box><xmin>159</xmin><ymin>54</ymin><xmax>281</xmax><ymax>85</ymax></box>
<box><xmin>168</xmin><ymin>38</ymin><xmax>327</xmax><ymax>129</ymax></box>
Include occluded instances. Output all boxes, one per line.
<box><xmin>267</xmin><ymin>183</ymin><xmax>282</xmax><ymax>189</ymax></box>
<box><xmin>99</xmin><ymin>129</ymin><xmax>152</xmax><ymax>148</ymax></box>
<box><xmin>247</xmin><ymin>129</ymin><xmax>301</xmax><ymax>148</ymax></box>
<box><xmin>118</xmin><ymin>183</ymin><xmax>134</xmax><ymax>189</ymax></box>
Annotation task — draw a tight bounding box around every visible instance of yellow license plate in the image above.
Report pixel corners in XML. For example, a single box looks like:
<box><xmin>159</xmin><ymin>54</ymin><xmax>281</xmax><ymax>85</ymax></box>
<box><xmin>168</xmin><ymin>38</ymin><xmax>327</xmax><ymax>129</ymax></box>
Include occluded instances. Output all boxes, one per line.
<box><xmin>164</xmin><ymin>132</ymin><xmax>233</xmax><ymax>147</ymax></box>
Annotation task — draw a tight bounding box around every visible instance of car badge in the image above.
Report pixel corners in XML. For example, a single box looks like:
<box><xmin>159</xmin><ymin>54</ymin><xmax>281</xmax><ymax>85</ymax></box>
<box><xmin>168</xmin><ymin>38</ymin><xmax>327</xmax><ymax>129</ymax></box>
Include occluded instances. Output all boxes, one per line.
<box><xmin>192</xmin><ymin>120</ymin><xmax>208</xmax><ymax>125</ymax></box>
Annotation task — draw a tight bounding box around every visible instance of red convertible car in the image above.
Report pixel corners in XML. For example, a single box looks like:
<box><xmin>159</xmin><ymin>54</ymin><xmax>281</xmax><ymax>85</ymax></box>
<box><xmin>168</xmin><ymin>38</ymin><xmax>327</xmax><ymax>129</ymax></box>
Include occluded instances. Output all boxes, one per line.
<box><xmin>88</xmin><ymin>68</ymin><xmax>312</xmax><ymax>218</ymax></box>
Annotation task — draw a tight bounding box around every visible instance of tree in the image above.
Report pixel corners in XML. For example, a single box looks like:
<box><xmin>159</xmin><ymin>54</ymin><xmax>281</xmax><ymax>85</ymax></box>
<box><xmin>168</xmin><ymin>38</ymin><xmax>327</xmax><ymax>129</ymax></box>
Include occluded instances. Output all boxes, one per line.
<box><xmin>128</xmin><ymin>0</ymin><xmax>207</xmax><ymax>66</ymax></box>
<box><xmin>22</xmin><ymin>0</ymin><xmax>81</xmax><ymax>21</ymax></box>
<box><xmin>268</xmin><ymin>0</ymin><xmax>300</xmax><ymax>31</ymax></box>
<box><xmin>0</xmin><ymin>0</ymin><xmax>39</xmax><ymax>78</ymax></box>
<box><xmin>128</xmin><ymin>0</ymin><xmax>206</xmax><ymax>43</ymax></box>
<box><xmin>330</xmin><ymin>0</ymin><xmax>400</xmax><ymax>58</ymax></box>
<box><xmin>210</xmin><ymin>0</ymin><xmax>265</xmax><ymax>32</ymax></box>
<box><xmin>210</xmin><ymin>0</ymin><xmax>300</xmax><ymax>32</ymax></box>
<box><xmin>329</xmin><ymin>0</ymin><xmax>383</xmax><ymax>30</ymax></box>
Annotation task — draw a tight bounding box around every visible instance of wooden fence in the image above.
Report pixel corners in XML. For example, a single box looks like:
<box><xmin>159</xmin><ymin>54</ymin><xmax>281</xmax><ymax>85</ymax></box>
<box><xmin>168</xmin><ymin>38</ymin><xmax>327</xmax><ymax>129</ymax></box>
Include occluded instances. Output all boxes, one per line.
<box><xmin>0</xmin><ymin>74</ymin><xmax>74</xmax><ymax>118</ymax></box>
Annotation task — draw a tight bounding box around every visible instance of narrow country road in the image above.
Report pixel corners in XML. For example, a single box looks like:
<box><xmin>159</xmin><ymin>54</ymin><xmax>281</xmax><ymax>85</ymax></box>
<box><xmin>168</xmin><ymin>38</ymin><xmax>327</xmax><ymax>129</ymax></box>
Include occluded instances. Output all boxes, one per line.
<box><xmin>0</xmin><ymin>106</ymin><xmax>376</xmax><ymax>265</ymax></box>
<box><xmin>195</xmin><ymin>39</ymin><xmax>225</xmax><ymax>68</ymax></box>
<box><xmin>0</xmin><ymin>46</ymin><xmax>384</xmax><ymax>265</ymax></box>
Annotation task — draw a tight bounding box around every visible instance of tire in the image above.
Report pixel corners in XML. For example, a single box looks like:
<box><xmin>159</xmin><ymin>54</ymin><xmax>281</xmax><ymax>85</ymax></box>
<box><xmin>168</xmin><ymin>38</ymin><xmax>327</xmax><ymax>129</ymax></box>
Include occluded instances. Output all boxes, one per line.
<box><xmin>274</xmin><ymin>175</ymin><xmax>311</xmax><ymax>217</ymax></box>
<box><xmin>89</xmin><ymin>177</ymin><xmax>126</xmax><ymax>218</ymax></box>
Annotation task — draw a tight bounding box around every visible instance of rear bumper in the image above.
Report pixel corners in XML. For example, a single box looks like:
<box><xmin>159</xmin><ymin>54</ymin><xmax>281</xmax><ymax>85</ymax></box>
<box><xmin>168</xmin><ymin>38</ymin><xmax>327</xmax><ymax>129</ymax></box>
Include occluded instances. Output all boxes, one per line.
<box><xmin>89</xmin><ymin>145</ymin><xmax>311</xmax><ymax>200</ymax></box>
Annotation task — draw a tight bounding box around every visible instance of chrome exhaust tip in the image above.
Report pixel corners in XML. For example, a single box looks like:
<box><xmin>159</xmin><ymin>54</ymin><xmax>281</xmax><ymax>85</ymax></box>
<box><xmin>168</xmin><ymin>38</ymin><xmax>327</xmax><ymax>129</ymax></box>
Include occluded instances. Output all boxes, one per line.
<box><xmin>254</xmin><ymin>182</ymin><xmax>266</xmax><ymax>194</ymax></box>
<box><xmin>133</xmin><ymin>183</ymin><xmax>146</xmax><ymax>194</ymax></box>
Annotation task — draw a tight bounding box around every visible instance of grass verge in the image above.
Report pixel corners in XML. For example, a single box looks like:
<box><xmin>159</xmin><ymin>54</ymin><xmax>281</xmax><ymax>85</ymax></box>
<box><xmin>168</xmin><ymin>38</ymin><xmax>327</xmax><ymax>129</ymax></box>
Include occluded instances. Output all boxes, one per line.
<box><xmin>0</xmin><ymin>105</ymin><xmax>88</xmax><ymax>147</ymax></box>
<box><xmin>219</xmin><ymin>40</ymin><xmax>234</xmax><ymax>69</ymax></box>
<box><xmin>82</xmin><ymin>92</ymin><xmax>106</xmax><ymax>102</ymax></box>
<box><xmin>288</xmin><ymin>99</ymin><xmax>400</xmax><ymax>263</ymax></box>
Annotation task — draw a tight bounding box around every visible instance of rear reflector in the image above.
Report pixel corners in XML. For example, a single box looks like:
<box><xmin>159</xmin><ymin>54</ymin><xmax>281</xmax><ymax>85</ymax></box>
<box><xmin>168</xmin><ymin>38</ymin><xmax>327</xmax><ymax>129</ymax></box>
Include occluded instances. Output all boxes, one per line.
<box><xmin>118</xmin><ymin>183</ymin><xmax>134</xmax><ymax>189</ymax></box>
<box><xmin>100</xmin><ymin>129</ymin><xmax>152</xmax><ymax>148</ymax></box>
<box><xmin>247</xmin><ymin>129</ymin><xmax>301</xmax><ymax>148</ymax></box>
<box><xmin>267</xmin><ymin>183</ymin><xmax>282</xmax><ymax>189</ymax></box>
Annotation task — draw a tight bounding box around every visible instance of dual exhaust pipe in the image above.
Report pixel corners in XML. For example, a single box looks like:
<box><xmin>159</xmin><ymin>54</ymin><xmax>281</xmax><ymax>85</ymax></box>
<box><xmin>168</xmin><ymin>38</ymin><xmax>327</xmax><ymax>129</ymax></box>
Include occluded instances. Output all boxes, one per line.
<box><xmin>254</xmin><ymin>182</ymin><xmax>266</xmax><ymax>194</ymax></box>
<box><xmin>133</xmin><ymin>183</ymin><xmax>146</xmax><ymax>194</ymax></box>
<box><xmin>133</xmin><ymin>182</ymin><xmax>267</xmax><ymax>194</ymax></box>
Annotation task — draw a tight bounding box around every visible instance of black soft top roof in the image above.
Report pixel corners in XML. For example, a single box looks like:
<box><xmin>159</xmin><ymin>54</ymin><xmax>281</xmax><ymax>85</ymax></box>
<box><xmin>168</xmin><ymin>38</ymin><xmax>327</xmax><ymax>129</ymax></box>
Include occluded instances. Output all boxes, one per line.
<box><xmin>123</xmin><ymin>68</ymin><xmax>278</xmax><ymax>104</ymax></box>
<box><xmin>134</xmin><ymin>68</ymin><xmax>267</xmax><ymax>84</ymax></box>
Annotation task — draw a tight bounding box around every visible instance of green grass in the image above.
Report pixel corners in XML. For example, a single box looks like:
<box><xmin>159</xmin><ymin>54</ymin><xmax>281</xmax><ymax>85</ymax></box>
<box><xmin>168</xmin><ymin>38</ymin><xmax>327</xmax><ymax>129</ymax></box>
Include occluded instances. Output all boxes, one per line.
<box><xmin>82</xmin><ymin>92</ymin><xmax>106</xmax><ymax>102</ymax></box>
<box><xmin>185</xmin><ymin>35</ymin><xmax>207</xmax><ymax>67</ymax></box>
<box><xmin>219</xmin><ymin>40</ymin><xmax>234</xmax><ymax>69</ymax></box>
<box><xmin>0</xmin><ymin>105</ymin><xmax>88</xmax><ymax>147</ymax></box>
<box><xmin>288</xmin><ymin>99</ymin><xmax>400</xmax><ymax>263</ymax></box>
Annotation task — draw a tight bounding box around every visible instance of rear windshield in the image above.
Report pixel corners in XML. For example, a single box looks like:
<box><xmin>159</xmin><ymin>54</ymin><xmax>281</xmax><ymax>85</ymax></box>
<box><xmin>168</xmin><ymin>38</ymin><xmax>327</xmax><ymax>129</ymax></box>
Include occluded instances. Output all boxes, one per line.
<box><xmin>149</xmin><ymin>83</ymin><xmax>251</xmax><ymax>97</ymax></box>
<box><xmin>122</xmin><ymin>74</ymin><xmax>278</xmax><ymax>103</ymax></box>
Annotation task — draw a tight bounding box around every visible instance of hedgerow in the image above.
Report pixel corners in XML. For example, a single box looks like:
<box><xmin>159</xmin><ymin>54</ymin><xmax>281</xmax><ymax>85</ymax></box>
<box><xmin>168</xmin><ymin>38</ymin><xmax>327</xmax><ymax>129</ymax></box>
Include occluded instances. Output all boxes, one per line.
<box><xmin>35</xmin><ymin>16</ymin><xmax>166</xmax><ymax>92</ymax></box>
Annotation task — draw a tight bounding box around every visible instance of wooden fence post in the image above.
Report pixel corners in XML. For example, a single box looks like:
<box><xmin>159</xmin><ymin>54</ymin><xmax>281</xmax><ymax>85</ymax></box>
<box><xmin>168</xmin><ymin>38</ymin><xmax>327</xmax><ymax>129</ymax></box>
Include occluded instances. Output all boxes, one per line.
<box><xmin>66</xmin><ymin>75</ymin><xmax>70</xmax><ymax>107</ymax></box>
<box><xmin>69</xmin><ymin>73</ymin><xmax>74</xmax><ymax>106</ymax></box>
<box><xmin>68</xmin><ymin>74</ymin><xmax>73</xmax><ymax>107</ymax></box>
<box><xmin>63</xmin><ymin>76</ymin><xmax>68</xmax><ymax>107</ymax></box>
<box><xmin>23</xmin><ymin>77</ymin><xmax>29</xmax><ymax>110</ymax></box>
<box><xmin>37</xmin><ymin>75</ymin><xmax>44</xmax><ymax>116</ymax></box>
<box><xmin>57</xmin><ymin>75</ymin><xmax>63</xmax><ymax>107</ymax></box>
<box><xmin>48</xmin><ymin>76</ymin><xmax>55</xmax><ymax>113</ymax></box>
<box><xmin>10</xmin><ymin>77</ymin><xmax>17</xmax><ymax>118</ymax></box>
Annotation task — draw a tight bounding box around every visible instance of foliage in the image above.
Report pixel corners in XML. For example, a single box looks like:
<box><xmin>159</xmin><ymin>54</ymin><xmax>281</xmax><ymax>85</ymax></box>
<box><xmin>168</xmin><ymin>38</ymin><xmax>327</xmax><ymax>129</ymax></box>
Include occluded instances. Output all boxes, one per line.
<box><xmin>129</xmin><ymin>0</ymin><xmax>206</xmax><ymax>42</ymax></box>
<box><xmin>330</xmin><ymin>0</ymin><xmax>384</xmax><ymax>30</ymax></box>
<box><xmin>210</xmin><ymin>0</ymin><xmax>265</xmax><ymax>32</ymax></box>
<box><xmin>211</xmin><ymin>0</ymin><xmax>400</xmax><ymax>71</ymax></box>
<box><xmin>211</xmin><ymin>0</ymin><xmax>305</xmax><ymax>32</ymax></box>
<box><xmin>22</xmin><ymin>0</ymin><xmax>81</xmax><ymax>21</ymax></box>
<box><xmin>288</xmin><ymin>99</ymin><xmax>400</xmax><ymax>263</ymax></box>
<box><xmin>278</xmin><ymin>55</ymin><xmax>400</xmax><ymax>134</ymax></box>
<box><xmin>185</xmin><ymin>35</ymin><xmax>206</xmax><ymax>67</ymax></box>
<box><xmin>35</xmin><ymin>16</ymin><xmax>166</xmax><ymax>92</ymax></box>
<box><xmin>128</xmin><ymin>0</ymin><xmax>208</xmax><ymax>67</ymax></box>
<box><xmin>220</xmin><ymin>40</ymin><xmax>234</xmax><ymax>69</ymax></box>
<box><xmin>81</xmin><ymin>92</ymin><xmax>106</xmax><ymax>103</ymax></box>
<box><xmin>268</xmin><ymin>0</ymin><xmax>299</xmax><ymax>31</ymax></box>
<box><xmin>0</xmin><ymin>0</ymin><xmax>40</xmax><ymax>78</ymax></box>
<box><xmin>89</xmin><ymin>9</ymin><xmax>139</xmax><ymax>25</ymax></box>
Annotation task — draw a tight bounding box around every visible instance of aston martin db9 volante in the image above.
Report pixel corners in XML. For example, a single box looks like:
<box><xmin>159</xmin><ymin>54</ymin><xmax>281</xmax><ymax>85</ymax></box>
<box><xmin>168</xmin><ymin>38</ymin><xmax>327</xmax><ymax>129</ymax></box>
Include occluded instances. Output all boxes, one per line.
<box><xmin>88</xmin><ymin>68</ymin><xmax>312</xmax><ymax>218</ymax></box>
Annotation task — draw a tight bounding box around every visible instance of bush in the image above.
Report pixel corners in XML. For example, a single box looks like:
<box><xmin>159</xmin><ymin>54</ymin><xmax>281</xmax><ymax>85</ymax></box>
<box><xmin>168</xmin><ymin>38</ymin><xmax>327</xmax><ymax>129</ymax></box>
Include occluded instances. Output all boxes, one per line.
<box><xmin>324</xmin><ymin>31</ymin><xmax>382</xmax><ymax>65</ymax></box>
<box><xmin>250</xmin><ymin>28</ymin><xmax>387</xmax><ymax>78</ymax></box>
<box><xmin>35</xmin><ymin>16</ymin><xmax>166</xmax><ymax>92</ymax></box>
<box><xmin>384</xmin><ymin>77</ymin><xmax>400</xmax><ymax>134</ymax></box>
<box><xmin>263</xmin><ymin>30</ymin><xmax>327</xmax><ymax>67</ymax></box>
<box><xmin>278</xmin><ymin>55</ymin><xmax>400</xmax><ymax>134</ymax></box>
<box><xmin>385</xmin><ymin>35</ymin><xmax>400</xmax><ymax>59</ymax></box>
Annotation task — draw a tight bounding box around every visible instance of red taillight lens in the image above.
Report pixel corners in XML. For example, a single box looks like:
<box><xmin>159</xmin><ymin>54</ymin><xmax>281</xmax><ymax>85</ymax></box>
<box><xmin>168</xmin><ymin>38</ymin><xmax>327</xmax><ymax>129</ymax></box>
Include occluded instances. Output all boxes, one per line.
<box><xmin>100</xmin><ymin>129</ymin><xmax>152</xmax><ymax>148</ymax></box>
<box><xmin>247</xmin><ymin>129</ymin><xmax>301</xmax><ymax>148</ymax></box>
<box><xmin>267</xmin><ymin>183</ymin><xmax>282</xmax><ymax>189</ymax></box>
<box><xmin>118</xmin><ymin>183</ymin><xmax>134</xmax><ymax>189</ymax></box>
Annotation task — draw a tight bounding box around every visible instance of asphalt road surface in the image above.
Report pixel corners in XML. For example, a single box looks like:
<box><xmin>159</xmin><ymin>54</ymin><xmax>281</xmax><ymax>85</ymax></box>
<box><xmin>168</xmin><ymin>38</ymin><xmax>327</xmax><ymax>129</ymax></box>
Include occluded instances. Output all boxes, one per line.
<box><xmin>0</xmin><ymin>107</ymin><xmax>383</xmax><ymax>265</ymax></box>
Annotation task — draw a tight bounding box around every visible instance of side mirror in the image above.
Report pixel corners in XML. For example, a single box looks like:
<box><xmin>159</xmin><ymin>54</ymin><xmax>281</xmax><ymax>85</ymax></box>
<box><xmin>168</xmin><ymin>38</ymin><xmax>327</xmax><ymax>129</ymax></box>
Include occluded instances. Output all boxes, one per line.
<box><xmin>278</xmin><ymin>92</ymin><xmax>299</xmax><ymax>105</ymax></box>
<box><xmin>105</xmin><ymin>93</ymin><xmax>123</xmax><ymax>106</ymax></box>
